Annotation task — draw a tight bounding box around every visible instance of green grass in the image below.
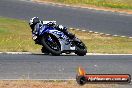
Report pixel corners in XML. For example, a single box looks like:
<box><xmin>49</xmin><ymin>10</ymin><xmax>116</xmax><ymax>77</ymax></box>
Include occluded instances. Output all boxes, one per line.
<box><xmin>37</xmin><ymin>0</ymin><xmax>132</xmax><ymax>9</ymax></box>
<box><xmin>0</xmin><ymin>17</ymin><xmax>41</xmax><ymax>52</ymax></box>
<box><xmin>0</xmin><ymin>17</ymin><xmax>132</xmax><ymax>53</ymax></box>
<box><xmin>70</xmin><ymin>29</ymin><xmax>132</xmax><ymax>54</ymax></box>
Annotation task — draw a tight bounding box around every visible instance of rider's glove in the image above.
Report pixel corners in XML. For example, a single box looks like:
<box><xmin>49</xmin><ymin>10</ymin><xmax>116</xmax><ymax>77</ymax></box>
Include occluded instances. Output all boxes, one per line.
<box><xmin>32</xmin><ymin>35</ymin><xmax>37</xmax><ymax>40</ymax></box>
<box><xmin>58</xmin><ymin>25</ymin><xmax>64</xmax><ymax>30</ymax></box>
<box><xmin>58</xmin><ymin>25</ymin><xmax>67</xmax><ymax>31</ymax></box>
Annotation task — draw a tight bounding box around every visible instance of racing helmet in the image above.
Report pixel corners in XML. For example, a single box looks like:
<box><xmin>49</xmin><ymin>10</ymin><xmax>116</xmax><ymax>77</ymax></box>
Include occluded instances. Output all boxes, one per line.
<box><xmin>29</xmin><ymin>17</ymin><xmax>40</xmax><ymax>26</ymax></box>
<box><xmin>29</xmin><ymin>17</ymin><xmax>41</xmax><ymax>31</ymax></box>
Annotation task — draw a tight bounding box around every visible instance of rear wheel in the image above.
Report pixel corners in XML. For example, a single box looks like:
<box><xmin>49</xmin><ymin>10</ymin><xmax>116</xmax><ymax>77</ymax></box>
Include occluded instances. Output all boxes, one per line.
<box><xmin>41</xmin><ymin>34</ymin><xmax>61</xmax><ymax>56</ymax></box>
<box><xmin>74</xmin><ymin>39</ymin><xmax>87</xmax><ymax>56</ymax></box>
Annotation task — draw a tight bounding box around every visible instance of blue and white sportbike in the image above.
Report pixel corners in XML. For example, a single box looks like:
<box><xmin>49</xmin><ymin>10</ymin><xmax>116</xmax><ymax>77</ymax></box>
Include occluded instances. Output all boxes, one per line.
<box><xmin>35</xmin><ymin>24</ymin><xmax>87</xmax><ymax>56</ymax></box>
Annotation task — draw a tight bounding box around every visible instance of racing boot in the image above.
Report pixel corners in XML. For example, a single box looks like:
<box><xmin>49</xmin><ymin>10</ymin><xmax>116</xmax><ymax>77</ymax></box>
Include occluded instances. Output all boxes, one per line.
<box><xmin>60</xmin><ymin>26</ymin><xmax>75</xmax><ymax>39</ymax></box>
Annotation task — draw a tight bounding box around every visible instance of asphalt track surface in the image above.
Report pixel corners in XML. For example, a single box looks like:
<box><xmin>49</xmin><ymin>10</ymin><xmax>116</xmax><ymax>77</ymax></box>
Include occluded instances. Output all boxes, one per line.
<box><xmin>0</xmin><ymin>54</ymin><xmax>131</xmax><ymax>80</ymax></box>
<box><xmin>0</xmin><ymin>54</ymin><xmax>131</xmax><ymax>87</ymax></box>
<box><xmin>0</xmin><ymin>0</ymin><xmax>132</xmax><ymax>36</ymax></box>
<box><xmin>0</xmin><ymin>1</ymin><xmax>132</xmax><ymax>87</ymax></box>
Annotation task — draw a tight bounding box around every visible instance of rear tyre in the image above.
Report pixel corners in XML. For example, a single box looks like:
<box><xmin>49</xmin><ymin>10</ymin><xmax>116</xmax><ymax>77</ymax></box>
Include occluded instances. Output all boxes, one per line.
<box><xmin>41</xmin><ymin>34</ymin><xmax>61</xmax><ymax>56</ymax></box>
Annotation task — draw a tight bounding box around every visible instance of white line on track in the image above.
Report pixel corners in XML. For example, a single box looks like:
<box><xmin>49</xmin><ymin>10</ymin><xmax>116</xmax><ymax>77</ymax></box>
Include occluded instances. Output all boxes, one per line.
<box><xmin>105</xmin><ymin>34</ymin><xmax>111</xmax><ymax>36</ymax></box>
<box><xmin>81</xmin><ymin>30</ymin><xmax>86</xmax><ymax>32</ymax></box>
<box><xmin>70</xmin><ymin>28</ymin><xmax>132</xmax><ymax>38</ymax></box>
<box><xmin>129</xmin><ymin>37</ymin><xmax>132</xmax><ymax>38</ymax></box>
<box><xmin>87</xmin><ymin>53</ymin><xmax>132</xmax><ymax>55</ymax></box>
<box><xmin>100</xmin><ymin>33</ymin><xmax>104</xmax><ymax>35</ymax></box>
<box><xmin>76</xmin><ymin>29</ymin><xmax>80</xmax><ymax>31</ymax></box>
<box><xmin>89</xmin><ymin>31</ymin><xmax>93</xmax><ymax>33</ymax></box>
<box><xmin>94</xmin><ymin>32</ymin><xmax>98</xmax><ymax>34</ymax></box>
<box><xmin>3</xmin><ymin>52</ymin><xmax>32</xmax><ymax>54</ymax></box>
<box><xmin>0</xmin><ymin>52</ymin><xmax>132</xmax><ymax>55</ymax></box>
<box><xmin>113</xmin><ymin>35</ymin><xmax>119</xmax><ymax>37</ymax></box>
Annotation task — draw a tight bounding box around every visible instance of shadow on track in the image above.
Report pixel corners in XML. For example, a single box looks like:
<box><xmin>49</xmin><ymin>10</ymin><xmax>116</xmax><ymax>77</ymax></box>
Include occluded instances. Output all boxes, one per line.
<box><xmin>30</xmin><ymin>53</ymin><xmax>79</xmax><ymax>56</ymax></box>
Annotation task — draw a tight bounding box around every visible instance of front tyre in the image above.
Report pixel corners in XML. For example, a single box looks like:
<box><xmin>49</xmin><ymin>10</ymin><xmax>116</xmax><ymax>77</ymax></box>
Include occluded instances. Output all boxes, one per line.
<box><xmin>41</xmin><ymin>47</ymin><xmax>50</xmax><ymax>55</ymax></box>
<box><xmin>41</xmin><ymin>34</ymin><xmax>61</xmax><ymax>56</ymax></box>
<box><xmin>74</xmin><ymin>39</ymin><xmax>87</xmax><ymax>56</ymax></box>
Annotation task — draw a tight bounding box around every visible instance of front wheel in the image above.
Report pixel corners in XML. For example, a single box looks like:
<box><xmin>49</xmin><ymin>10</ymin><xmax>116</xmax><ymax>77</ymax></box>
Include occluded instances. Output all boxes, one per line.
<box><xmin>41</xmin><ymin>34</ymin><xmax>61</xmax><ymax>56</ymax></box>
<box><xmin>74</xmin><ymin>39</ymin><xmax>87</xmax><ymax>56</ymax></box>
<box><xmin>41</xmin><ymin>47</ymin><xmax>50</xmax><ymax>55</ymax></box>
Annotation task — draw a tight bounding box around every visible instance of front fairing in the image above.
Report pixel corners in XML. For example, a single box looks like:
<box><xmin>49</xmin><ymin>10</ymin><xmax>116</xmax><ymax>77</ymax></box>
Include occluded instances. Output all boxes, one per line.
<box><xmin>38</xmin><ymin>25</ymin><xmax>67</xmax><ymax>39</ymax></box>
<box><xmin>38</xmin><ymin>25</ymin><xmax>52</xmax><ymax>36</ymax></box>
<box><xmin>38</xmin><ymin>25</ymin><xmax>76</xmax><ymax>51</ymax></box>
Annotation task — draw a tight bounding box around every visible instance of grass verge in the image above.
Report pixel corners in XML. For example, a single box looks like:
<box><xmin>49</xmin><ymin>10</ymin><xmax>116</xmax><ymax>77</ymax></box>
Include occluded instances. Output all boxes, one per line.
<box><xmin>0</xmin><ymin>17</ymin><xmax>41</xmax><ymax>52</ymax></box>
<box><xmin>0</xmin><ymin>17</ymin><xmax>132</xmax><ymax>53</ymax></box>
<box><xmin>0</xmin><ymin>80</ymin><xmax>118</xmax><ymax>88</ymax></box>
<box><xmin>70</xmin><ymin>29</ymin><xmax>132</xmax><ymax>54</ymax></box>
<box><xmin>34</xmin><ymin>0</ymin><xmax>132</xmax><ymax>10</ymax></box>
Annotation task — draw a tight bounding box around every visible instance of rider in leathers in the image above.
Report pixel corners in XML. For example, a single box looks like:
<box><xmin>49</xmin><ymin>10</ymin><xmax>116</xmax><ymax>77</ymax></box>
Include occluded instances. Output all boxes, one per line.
<box><xmin>29</xmin><ymin>17</ymin><xmax>75</xmax><ymax>44</ymax></box>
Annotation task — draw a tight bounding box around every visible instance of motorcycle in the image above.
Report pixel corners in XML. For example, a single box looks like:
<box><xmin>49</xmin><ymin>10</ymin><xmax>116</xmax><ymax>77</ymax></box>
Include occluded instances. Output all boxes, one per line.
<box><xmin>35</xmin><ymin>24</ymin><xmax>87</xmax><ymax>56</ymax></box>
